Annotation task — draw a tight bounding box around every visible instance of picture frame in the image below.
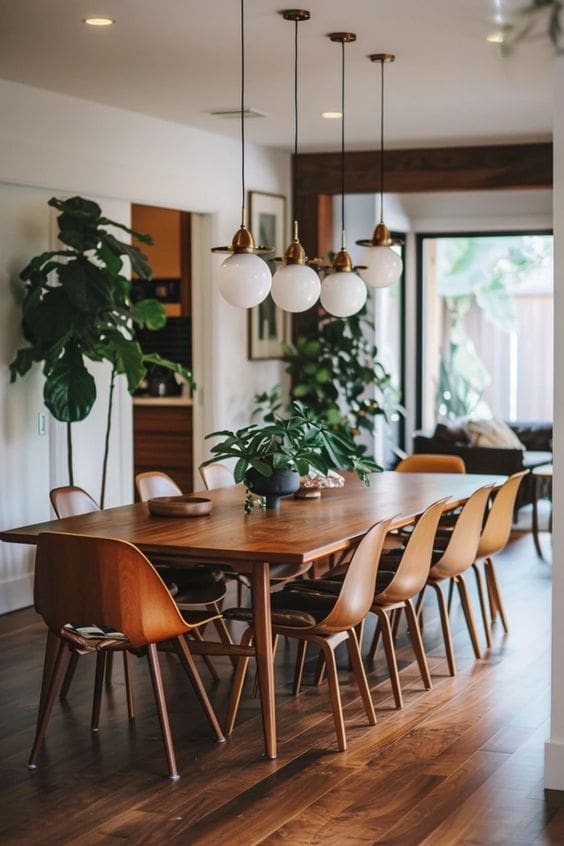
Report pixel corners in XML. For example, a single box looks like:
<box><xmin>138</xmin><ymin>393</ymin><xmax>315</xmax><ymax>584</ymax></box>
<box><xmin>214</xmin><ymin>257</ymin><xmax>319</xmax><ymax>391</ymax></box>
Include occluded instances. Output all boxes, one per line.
<box><xmin>248</xmin><ymin>191</ymin><xmax>289</xmax><ymax>360</ymax></box>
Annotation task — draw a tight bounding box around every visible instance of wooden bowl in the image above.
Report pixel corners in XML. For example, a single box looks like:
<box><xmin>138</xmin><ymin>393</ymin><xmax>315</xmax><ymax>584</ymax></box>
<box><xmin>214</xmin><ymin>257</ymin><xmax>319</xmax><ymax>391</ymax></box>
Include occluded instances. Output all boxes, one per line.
<box><xmin>147</xmin><ymin>495</ymin><xmax>213</xmax><ymax>517</ymax></box>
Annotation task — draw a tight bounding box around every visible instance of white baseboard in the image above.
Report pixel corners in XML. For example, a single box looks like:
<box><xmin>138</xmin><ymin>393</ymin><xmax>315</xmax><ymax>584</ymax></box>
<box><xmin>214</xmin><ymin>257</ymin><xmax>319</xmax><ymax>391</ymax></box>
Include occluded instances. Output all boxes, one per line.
<box><xmin>545</xmin><ymin>738</ymin><xmax>564</xmax><ymax>790</ymax></box>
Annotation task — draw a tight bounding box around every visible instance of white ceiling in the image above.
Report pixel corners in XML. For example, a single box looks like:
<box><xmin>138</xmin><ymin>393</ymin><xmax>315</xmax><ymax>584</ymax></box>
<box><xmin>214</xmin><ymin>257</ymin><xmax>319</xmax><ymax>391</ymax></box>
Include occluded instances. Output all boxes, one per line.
<box><xmin>0</xmin><ymin>0</ymin><xmax>554</xmax><ymax>151</ymax></box>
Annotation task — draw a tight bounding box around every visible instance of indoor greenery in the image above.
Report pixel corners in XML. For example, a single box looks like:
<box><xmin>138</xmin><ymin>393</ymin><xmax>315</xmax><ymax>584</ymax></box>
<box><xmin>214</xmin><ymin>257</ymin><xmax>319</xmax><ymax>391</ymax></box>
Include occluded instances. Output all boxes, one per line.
<box><xmin>504</xmin><ymin>0</ymin><xmax>563</xmax><ymax>53</ymax></box>
<box><xmin>9</xmin><ymin>196</ymin><xmax>194</xmax><ymax>505</ymax></box>
<box><xmin>202</xmin><ymin>401</ymin><xmax>381</xmax><ymax>511</ymax></box>
<box><xmin>282</xmin><ymin>308</ymin><xmax>396</xmax><ymax>441</ymax></box>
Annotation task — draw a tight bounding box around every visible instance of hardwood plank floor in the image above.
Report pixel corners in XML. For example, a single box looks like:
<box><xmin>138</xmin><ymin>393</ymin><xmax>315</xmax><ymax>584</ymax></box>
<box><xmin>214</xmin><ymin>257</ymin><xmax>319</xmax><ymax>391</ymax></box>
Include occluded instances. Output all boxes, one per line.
<box><xmin>0</xmin><ymin>531</ymin><xmax>561</xmax><ymax>845</ymax></box>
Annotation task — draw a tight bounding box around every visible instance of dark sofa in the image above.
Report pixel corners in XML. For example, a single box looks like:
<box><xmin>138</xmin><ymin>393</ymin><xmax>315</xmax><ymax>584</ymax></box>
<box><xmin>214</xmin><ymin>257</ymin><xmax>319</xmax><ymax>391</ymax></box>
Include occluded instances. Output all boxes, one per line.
<box><xmin>412</xmin><ymin>420</ymin><xmax>552</xmax><ymax>511</ymax></box>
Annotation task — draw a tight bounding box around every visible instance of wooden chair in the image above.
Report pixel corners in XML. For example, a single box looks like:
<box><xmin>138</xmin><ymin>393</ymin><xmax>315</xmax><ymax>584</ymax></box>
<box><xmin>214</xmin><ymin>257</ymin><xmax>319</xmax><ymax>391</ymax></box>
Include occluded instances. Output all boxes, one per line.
<box><xmin>447</xmin><ymin>471</ymin><xmax>527</xmax><ymax>646</ymax></box>
<box><xmin>396</xmin><ymin>454</ymin><xmax>466</xmax><ymax>474</ymax></box>
<box><xmin>199</xmin><ymin>462</ymin><xmax>234</xmax><ymax>490</ymax></box>
<box><xmin>29</xmin><ymin>532</ymin><xmax>225</xmax><ymax>779</ymax></box>
<box><xmin>417</xmin><ymin>484</ymin><xmax>495</xmax><ymax>675</ymax></box>
<box><xmin>135</xmin><ymin>471</ymin><xmax>234</xmax><ymax>659</ymax></box>
<box><xmin>49</xmin><ymin>486</ymin><xmax>133</xmax><ymax>710</ymax></box>
<box><xmin>224</xmin><ymin>519</ymin><xmax>392</xmax><ymax>752</ymax></box>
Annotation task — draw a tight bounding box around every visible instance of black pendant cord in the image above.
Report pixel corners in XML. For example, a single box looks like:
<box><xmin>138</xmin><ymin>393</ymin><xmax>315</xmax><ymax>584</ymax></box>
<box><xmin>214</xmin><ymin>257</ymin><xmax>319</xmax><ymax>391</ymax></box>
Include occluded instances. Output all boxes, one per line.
<box><xmin>293</xmin><ymin>18</ymin><xmax>299</xmax><ymax>233</ymax></box>
<box><xmin>379</xmin><ymin>58</ymin><xmax>385</xmax><ymax>224</ymax></box>
<box><xmin>340</xmin><ymin>39</ymin><xmax>346</xmax><ymax>250</ymax></box>
<box><xmin>240</xmin><ymin>0</ymin><xmax>246</xmax><ymax>228</ymax></box>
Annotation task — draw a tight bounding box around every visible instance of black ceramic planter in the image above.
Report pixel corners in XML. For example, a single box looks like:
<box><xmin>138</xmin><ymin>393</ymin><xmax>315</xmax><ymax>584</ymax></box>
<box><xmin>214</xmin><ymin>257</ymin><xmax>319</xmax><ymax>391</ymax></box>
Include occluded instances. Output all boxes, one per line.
<box><xmin>245</xmin><ymin>468</ymin><xmax>300</xmax><ymax>509</ymax></box>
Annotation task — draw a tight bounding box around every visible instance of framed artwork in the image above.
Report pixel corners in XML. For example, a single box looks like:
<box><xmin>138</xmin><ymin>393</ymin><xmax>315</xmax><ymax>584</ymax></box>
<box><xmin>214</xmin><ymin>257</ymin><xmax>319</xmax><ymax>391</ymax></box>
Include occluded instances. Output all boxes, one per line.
<box><xmin>248</xmin><ymin>191</ymin><xmax>289</xmax><ymax>360</ymax></box>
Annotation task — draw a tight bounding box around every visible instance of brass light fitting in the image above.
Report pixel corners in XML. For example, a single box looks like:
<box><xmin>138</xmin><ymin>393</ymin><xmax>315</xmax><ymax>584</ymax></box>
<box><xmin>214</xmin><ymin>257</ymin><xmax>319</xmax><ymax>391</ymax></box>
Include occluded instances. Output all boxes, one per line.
<box><xmin>211</xmin><ymin>225</ymin><xmax>273</xmax><ymax>256</ymax></box>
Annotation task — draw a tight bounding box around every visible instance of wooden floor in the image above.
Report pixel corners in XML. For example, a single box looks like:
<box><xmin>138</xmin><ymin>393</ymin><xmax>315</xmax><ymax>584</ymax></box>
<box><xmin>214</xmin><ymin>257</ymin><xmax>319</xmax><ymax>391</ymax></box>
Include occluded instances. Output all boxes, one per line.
<box><xmin>0</xmin><ymin>531</ymin><xmax>562</xmax><ymax>845</ymax></box>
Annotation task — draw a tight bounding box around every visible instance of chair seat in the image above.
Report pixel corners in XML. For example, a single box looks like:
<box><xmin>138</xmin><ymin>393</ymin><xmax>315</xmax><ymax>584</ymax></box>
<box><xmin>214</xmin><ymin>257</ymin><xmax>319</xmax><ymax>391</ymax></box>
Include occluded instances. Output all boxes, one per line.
<box><xmin>224</xmin><ymin>604</ymin><xmax>317</xmax><ymax>628</ymax></box>
<box><xmin>156</xmin><ymin>565</ymin><xmax>226</xmax><ymax>605</ymax></box>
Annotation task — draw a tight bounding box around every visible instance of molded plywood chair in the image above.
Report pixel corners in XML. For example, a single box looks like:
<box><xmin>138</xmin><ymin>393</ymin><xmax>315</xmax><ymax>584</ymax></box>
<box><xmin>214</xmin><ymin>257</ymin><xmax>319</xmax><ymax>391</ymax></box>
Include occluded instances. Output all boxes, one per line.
<box><xmin>135</xmin><ymin>471</ymin><xmax>234</xmax><ymax>657</ymax></box>
<box><xmin>417</xmin><ymin>484</ymin><xmax>495</xmax><ymax>675</ymax></box>
<box><xmin>29</xmin><ymin>532</ymin><xmax>224</xmax><ymax>779</ymax></box>
<box><xmin>49</xmin><ymin>486</ymin><xmax>133</xmax><ymax>710</ymax></box>
<box><xmin>224</xmin><ymin>519</ymin><xmax>392</xmax><ymax>752</ymax></box>
<box><xmin>198</xmin><ymin>462</ymin><xmax>234</xmax><ymax>490</ymax></box>
<box><xmin>395</xmin><ymin>454</ymin><xmax>466</xmax><ymax>474</ymax></box>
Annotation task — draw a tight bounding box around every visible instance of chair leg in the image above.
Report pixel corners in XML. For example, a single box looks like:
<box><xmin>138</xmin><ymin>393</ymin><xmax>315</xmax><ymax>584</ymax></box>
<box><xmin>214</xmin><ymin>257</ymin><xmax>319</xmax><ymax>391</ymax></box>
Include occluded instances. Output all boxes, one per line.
<box><xmin>375</xmin><ymin>608</ymin><xmax>403</xmax><ymax>709</ymax></box>
<box><xmin>319</xmin><ymin>640</ymin><xmax>347</xmax><ymax>751</ymax></box>
<box><xmin>456</xmin><ymin>576</ymin><xmax>482</xmax><ymax>659</ymax></box>
<box><xmin>415</xmin><ymin>586</ymin><xmax>427</xmax><ymax>621</ymax></box>
<box><xmin>123</xmin><ymin>652</ymin><xmax>135</xmax><ymax>720</ymax></box>
<box><xmin>485</xmin><ymin>557</ymin><xmax>509</xmax><ymax>633</ymax></box>
<box><xmin>429</xmin><ymin>582</ymin><xmax>456</xmax><ymax>676</ymax></box>
<box><xmin>174</xmin><ymin>637</ymin><xmax>225</xmax><ymax>743</ymax></box>
<box><xmin>293</xmin><ymin>640</ymin><xmax>308</xmax><ymax>695</ymax></box>
<box><xmin>104</xmin><ymin>651</ymin><xmax>114</xmax><ymax>686</ymax></box>
<box><xmin>208</xmin><ymin>602</ymin><xmax>237</xmax><ymax>667</ymax></box>
<box><xmin>225</xmin><ymin>628</ymin><xmax>254</xmax><ymax>735</ymax></box>
<box><xmin>472</xmin><ymin>563</ymin><xmax>492</xmax><ymax>648</ymax></box>
<box><xmin>91</xmin><ymin>651</ymin><xmax>107</xmax><ymax>732</ymax></box>
<box><xmin>146</xmin><ymin>643</ymin><xmax>179</xmax><ymax>780</ymax></box>
<box><xmin>367</xmin><ymin>619</ymin><xmax>381</xmax><ymax>662</ymax></box>
<box><xmin>314</xmin><ymin>651</ymin><xmax>327</xmax><ymax>687</ymax></box>
<box><xmin>59</xmin><ymin>651</ymin><xmax>79</xmax><ymax>701</ymax></box>
<box><xmin>38</xmin><ymin>629</ymin><xmax>60</xmax><ymax>723</ymax></box>
<box><xmin>189</xmin><ymin>628</ymin><xmax>220</xmax><ymax>682</ymax></box>
<box><xmin>29</xmin><ymin>638</ymin><xmax>67</xmax><ymax>768</ymax></box>
<box><xmin>404</xmin><ymin>598</ymin><xmax>432</xmax><ymax>690</ymax></box>
<box><xmin>391</xmin><ymin>608</ymin><xmax>403</xmax><ymax>641</ymax></box>
<box><xmin>447</xmin><ymin>579</ymin><xmax>455</xmax><ymax>614</ymax></box>
<box><xmin>346</xmin><ymin>628</ymin><xmax>376</xmax><ymax>725</ymax></box>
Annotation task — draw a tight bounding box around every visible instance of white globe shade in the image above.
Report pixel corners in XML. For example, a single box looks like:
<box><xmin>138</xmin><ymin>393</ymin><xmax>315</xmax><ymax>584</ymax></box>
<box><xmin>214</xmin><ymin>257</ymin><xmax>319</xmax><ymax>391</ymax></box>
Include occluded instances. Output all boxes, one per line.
<box><xmin>271</xmin><ymin>263</ymin><xmax>321</xmax><ymax>313</ymax></box>
<box><xmin>218</xmin><ymin>252</ymin><xmax>272</xmax><ymax>308</ymax></box>
<box><xmin>360</xmin><ymin>245</ymin><xmax>403</xmax><ymax>288</ymax></box>
<box><xmin>320</xmin><ymin>270</ymin><xmax>367</xmax><ymax>318</ymax></box>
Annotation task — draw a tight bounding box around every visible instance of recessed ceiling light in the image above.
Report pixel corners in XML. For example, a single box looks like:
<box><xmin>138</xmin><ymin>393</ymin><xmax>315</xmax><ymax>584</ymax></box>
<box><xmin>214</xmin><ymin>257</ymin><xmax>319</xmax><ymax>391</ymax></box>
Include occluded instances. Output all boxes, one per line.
<box><xmin>487</xmin><ymin>31</ymin><xmax>504</xmax><ymax>44</ymax></box>
<box><xmin>83</xmin><ymin>17</ymin><xmax>115</xmax><ymax>27</ymax></box>
<box><xmin>322</xmin><ymin>111</ymin><xmax>342</xmax><ymax>119</ymax></box>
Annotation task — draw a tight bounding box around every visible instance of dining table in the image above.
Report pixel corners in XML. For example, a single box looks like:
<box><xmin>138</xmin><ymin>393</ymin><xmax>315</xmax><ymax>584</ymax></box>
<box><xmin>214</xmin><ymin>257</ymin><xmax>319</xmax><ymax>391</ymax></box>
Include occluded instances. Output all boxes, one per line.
<box><xmin>0</xmin><ymin>470</ymin><xmax>501</xmax><ymax>759</ymax></box>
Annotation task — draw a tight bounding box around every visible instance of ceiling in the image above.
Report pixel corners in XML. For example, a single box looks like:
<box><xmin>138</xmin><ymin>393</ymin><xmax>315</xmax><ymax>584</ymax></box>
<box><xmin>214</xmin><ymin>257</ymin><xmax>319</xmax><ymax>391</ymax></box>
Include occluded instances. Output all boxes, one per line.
<box><xmin>0</xmin><ymin>0</ymin><xmax>555</xmax><ymax>152</ymax></box>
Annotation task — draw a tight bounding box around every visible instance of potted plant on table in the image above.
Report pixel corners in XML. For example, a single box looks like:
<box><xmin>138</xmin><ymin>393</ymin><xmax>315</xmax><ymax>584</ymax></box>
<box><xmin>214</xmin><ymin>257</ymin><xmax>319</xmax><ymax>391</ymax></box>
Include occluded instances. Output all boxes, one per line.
<box><xmin>201</xmin><ymin>401</ymin><xmax>381</xmax><ymax>511</ymax></box>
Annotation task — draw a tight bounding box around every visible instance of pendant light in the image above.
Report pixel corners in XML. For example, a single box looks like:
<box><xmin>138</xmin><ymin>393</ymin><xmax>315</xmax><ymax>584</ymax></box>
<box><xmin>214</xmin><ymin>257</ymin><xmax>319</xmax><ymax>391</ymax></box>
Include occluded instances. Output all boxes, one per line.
<box><xmin>320</xmin><ymin>33</ymin><xmax>367</xmax><ymax>318</ymax></box>
<box><xmin>356</xmin><ymin>54</ymin><xmax>403</xmax><ymax>288</ymax></box>
<box><xmin>212</xmin><ymin>0</ymin><xmax>273</xmax><ymax>308</ymax></box>
<box><xmin>271</xmin><ymin>9</ymin><xmax>320</xmax><ymax>313</ymax></box>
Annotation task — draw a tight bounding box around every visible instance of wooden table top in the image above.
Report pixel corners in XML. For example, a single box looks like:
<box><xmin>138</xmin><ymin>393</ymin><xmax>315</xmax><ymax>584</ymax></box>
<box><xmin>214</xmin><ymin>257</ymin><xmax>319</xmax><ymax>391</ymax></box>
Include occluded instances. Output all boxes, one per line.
<box><xmin>0</xmin><ymin>471</ymin><xmax>502</xmax><ymax>568</ymax></box>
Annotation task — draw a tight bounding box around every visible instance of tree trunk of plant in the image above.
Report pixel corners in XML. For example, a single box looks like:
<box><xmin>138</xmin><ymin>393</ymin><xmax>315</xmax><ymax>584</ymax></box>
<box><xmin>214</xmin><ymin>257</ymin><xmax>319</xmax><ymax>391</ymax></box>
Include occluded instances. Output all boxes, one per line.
<box><xmin>100</xmin><ymin>363</ymin><xmax>117</xmax><ymax>508</ymax></box>
<box><xmin>66</xmin><ymin>422</ymin><xmax>74</xmax><ymax>485</ymax></box>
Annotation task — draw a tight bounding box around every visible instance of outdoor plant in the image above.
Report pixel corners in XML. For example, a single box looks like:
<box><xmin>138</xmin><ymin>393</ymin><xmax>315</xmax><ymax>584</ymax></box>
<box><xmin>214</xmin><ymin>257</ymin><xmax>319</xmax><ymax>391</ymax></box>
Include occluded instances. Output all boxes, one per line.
<box><xmin>9</xmin><ymin>196</ymin><xmax>194</xmax><ymax>505</ymax></box>
<box><xmin>202</xmin><ymin>401</ymin><xmax>381</xmax><ymax>511</ymax></box>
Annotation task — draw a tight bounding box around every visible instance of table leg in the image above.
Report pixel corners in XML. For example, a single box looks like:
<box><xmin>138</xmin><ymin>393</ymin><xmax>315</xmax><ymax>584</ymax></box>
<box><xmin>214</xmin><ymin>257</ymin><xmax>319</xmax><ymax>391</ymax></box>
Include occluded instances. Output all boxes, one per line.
<box><xmin>250</xmin><ymin>562</ymin><xmax>277</xmax><ymax>759</ymax></box>
<box><xmin>532</xmin><ymin>477</ymin><xmax>543</xmax><ymax>559</ymax></box>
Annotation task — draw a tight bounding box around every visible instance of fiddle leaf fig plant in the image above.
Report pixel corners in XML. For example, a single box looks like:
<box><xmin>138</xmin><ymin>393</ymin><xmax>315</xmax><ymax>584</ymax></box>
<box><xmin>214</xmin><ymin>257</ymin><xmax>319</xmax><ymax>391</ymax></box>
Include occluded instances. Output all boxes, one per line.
<box><xmin>9</xmin><ymin>196</ymin><xmax>195</xmax><ymax>505</ymax></box>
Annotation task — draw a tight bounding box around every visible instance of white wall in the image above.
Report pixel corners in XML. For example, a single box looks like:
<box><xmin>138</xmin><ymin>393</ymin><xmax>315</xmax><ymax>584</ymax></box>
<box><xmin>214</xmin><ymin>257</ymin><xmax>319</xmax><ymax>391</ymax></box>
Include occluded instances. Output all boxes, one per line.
<box><xmin>0</xmin><ymin>79</ymin><xmax>291</xmax><ymax>611</ymax></box>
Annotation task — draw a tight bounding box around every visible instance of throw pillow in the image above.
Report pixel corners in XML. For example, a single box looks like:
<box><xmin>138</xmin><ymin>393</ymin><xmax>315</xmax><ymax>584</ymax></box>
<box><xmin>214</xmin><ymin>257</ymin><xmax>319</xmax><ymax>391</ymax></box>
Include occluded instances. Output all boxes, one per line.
<box><xmin>465</xmin><ymin>418</ymin><xmax>525</xmax><ymax>449</ymax></box>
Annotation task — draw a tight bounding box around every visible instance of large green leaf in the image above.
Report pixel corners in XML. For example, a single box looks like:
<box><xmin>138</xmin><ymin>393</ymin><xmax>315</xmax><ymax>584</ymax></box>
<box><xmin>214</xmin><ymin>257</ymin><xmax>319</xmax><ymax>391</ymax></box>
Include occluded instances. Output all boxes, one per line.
<box><xmin>58</xmin><ymin>259</ymin><xmax>112</xmax><ymax>314</ymax></box>
<box><xmin>105</xmin><ymin>333</ymin><xmax>146</xmax><ymax>393</ymax></box>
<box><xmin>132</xmin><ymin>298</ymin><xmax>167</xmax><ymax>330</ymax></box>
<box><xmin>142</xmin><ymin>353</ymin><xmax>195</xmax><ymax>390</ymax></box>
<box><xmin>23</xmin><ymin>286</ymin><xmax>75</xmax><ymax>346</ymax></box>
<box><xmin>44</xmin><ymin>345</ymin><xmax>96</xmax><ymax>422</ymax></box>
<box><xmin>9</xmin><ymin>347</ymin><xmax>36</xmax><ymax>382</ymax></box>
<box><xmin>99</xmin><ymin>232</ymin><xmax>152</xmax><ymax>280</ymax></box>
<box><xmin>49</xmin><ymin>196</ymin><xmax>101</xmax><ymax>220</ymax></box>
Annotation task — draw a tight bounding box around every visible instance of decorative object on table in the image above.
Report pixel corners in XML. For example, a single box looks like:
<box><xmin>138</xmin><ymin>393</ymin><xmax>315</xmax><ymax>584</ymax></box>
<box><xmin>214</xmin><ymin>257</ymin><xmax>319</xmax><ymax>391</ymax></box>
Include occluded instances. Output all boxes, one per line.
<box><xmin>319</xmin><ymin>32</ymin><xmax>367</xmax><ymax>318</ymax></box>
<box><xmin>270</xmin><ymin>9</ymin><xmax>321</xmax><ymax>315</ymax></box>
<box><xmin>295</xmin><ymin>470</ymin><xmax>345</xmax><ymax>499</ymax></box>
<box><xmin>201</xmin><ymin>401</ymin><xmax>381</xmax><ymax>511</ymax></box>
<box><xmin>211</xmin><ymin>0</ymin><xmax>273</xmax><ymax>308</ymax></box>
<box><xmin>9</xmin><ymin>196</ymin><xmax>194</xmax><ymax>505</ymax></box>
<box><xmin>356</xmin><ymin>54</ymin><xmax>403</xmax><ymax>288</ymax></box>
<box><xmin>147</xmin><ymin>495</ymin><xmax>213</xmax><ymax>518</ymax></box>
<box><xmin>247</xmin><ymin>191</ymin><xmax>289</xmax><ymax>359</ymax></box>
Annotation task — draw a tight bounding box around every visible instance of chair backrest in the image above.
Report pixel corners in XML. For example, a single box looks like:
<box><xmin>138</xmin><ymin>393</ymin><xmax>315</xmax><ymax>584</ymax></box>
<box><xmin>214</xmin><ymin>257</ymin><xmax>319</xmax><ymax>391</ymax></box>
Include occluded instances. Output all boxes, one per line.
<box><xmin>199</xmin><ymin>463</ymin><xmax>235</xmax><ymax>490</ymax></box>
<box><xmin>316</xmin><ymin>519</ymin><xmax>393</xmax><ymax>634</ymax></box>
<box><xmin>374</xmin><ymin>499</ymin><xmax>449</xmax><ymax>604</ymax></box>
<box><xmin>476</xmin><ymin>471</ymin><xmax>528</xmax><ymax>558</ymax></box>
<box><xmin>34</xmin><ymin>533</ymin><xmax>189</xmax><ymax>649</ymax></box>
<box><xmin>431</xmin><ymin>484</ymin><xmax>495</xmax><ymax>579</ymax></box>
<box><xmin>135</xmin><ymin>471</ymin><xmax>182</xmax><ymax>501</ymax></box>
<box><xmin>396</xmin><ymin>454</ymin><xmax>466</xmax><ymax>474</ymax></box>
<box><xmin>50</xmin><ymin>486</ymin><xmax>100</xmax><ymax>519</ymax></box>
